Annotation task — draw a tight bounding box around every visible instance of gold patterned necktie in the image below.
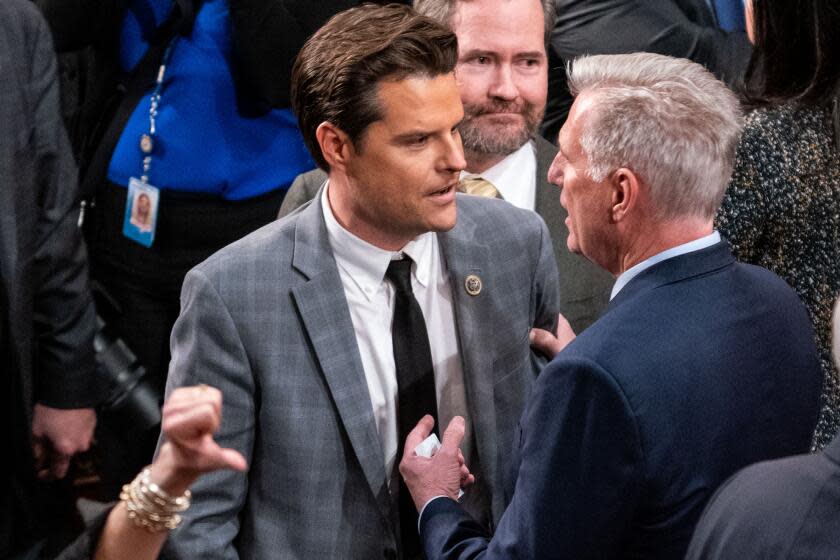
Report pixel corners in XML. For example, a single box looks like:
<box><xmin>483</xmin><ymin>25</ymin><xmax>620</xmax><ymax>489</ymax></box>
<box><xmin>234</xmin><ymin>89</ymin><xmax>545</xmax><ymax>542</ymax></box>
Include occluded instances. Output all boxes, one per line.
<box><xmin>458</xmin><ymin>176</ymin><xmax>503</xmax><ymax>199</ymax></box>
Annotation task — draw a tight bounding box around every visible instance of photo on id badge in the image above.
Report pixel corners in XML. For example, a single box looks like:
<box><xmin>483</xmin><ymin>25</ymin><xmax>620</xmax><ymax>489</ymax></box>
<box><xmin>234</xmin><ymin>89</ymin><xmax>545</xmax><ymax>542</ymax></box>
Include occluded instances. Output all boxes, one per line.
<box><xmin>123</xmin><ymin>177</ymin><xmax>159</xmax><ymax>247</ymax></box>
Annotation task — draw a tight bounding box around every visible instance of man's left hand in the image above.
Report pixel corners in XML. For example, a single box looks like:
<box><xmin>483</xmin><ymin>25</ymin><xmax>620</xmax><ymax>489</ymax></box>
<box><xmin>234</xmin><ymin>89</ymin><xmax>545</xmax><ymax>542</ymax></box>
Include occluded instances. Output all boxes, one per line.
<box><xmin>399</xmin><ymin>415</ymin><xmax>475</xmax><ymax>512</ymax></box>
<box><xmin>530</xmin><ymin>312</ymin><xmax>576</xmax><ymax>359</ymax></box>
<box><xmin>31</xmin><ymin>404</ymin><xmax>96</xmax><ymax>480</ymax></box>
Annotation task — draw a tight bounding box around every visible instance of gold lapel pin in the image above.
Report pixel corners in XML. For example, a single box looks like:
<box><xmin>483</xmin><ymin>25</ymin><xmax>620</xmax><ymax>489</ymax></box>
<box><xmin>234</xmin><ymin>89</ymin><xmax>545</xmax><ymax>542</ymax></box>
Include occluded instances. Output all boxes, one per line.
<box><xmin>464</xmin><ymin>274</ymin><xmax>482</xmax><ymax>296</ymax></box>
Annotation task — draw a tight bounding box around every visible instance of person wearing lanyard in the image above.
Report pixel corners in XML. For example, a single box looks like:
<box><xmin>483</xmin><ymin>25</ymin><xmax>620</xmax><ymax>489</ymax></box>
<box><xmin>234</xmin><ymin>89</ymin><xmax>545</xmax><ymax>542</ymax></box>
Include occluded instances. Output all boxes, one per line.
<box><xmin>86</xmin><ymin>0</ymin><xmax>315</xmax><ymax>496</ymax></box>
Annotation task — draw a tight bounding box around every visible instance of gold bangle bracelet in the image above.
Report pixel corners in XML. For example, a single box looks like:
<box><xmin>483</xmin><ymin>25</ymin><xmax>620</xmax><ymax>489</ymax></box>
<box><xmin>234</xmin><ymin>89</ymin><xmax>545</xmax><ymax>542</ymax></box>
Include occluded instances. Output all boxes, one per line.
<box><xmin>119</xmin><ymin>466</ymin><xmax>191</xmax><ymax>533</ymax></box>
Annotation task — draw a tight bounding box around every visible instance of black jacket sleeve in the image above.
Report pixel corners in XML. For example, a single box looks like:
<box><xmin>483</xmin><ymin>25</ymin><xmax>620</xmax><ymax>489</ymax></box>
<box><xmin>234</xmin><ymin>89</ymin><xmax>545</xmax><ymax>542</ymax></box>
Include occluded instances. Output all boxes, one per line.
<box><xmin>542</xmin><ymin>0</ymin><xmax>750</xmax><ymax>141</ymax></box>
<box><xmin>551</xmin><ymin>0</ymin><xmax>750</xmax><ymax>86</ymax></box>
<box><xmin>28</xmin><ymin>8</ymin><xmax>100</xmax><ymax>408</ymax></box>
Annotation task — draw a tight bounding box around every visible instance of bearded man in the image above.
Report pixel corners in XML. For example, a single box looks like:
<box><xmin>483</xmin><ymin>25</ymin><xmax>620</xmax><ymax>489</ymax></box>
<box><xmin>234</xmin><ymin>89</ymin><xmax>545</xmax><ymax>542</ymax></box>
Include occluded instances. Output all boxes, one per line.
<box><xmin>279</xmin><ymin>0</ymin><xmax>613</xmax><ymax>332</ymax></box>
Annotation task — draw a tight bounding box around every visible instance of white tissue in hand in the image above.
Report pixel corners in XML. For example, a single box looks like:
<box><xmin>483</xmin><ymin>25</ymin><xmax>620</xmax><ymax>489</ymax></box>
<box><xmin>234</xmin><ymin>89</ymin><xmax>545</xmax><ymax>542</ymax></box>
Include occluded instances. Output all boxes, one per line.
<box><xmin>413</xmin><ymin>434</ymin><xmax>465</xmax><ymax>499</ymax></box>
<box><xmin>414</xmin><ymin>434</ymin><xmax>441</xmax><ymax>458</ymax></box>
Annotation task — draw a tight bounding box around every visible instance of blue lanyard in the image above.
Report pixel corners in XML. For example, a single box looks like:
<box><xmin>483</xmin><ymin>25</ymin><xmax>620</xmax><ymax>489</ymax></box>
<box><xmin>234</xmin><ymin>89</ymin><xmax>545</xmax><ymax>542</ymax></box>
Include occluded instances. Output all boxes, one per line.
<box><xmin>138</xmin><ymin>37</ymin><xmax>178</xmax><ymax>184</ymax></box>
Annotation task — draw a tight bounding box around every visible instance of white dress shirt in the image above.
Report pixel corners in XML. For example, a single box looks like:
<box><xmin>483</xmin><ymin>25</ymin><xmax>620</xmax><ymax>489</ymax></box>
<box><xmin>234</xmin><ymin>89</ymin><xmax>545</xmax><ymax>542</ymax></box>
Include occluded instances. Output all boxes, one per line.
<box><xmin>461</xmin><ymin>140</ymin><xmax>537</xmax><ymax>211</ymax></box>
<box><xmin>321</xmin><ymin>184</ymin><xmax>469</xmax><ymax>480</ymax></box>
<box><xmin>611</xmin><ymin>231</ymin><xmax>722</xmax><ymax>300</ymax></box>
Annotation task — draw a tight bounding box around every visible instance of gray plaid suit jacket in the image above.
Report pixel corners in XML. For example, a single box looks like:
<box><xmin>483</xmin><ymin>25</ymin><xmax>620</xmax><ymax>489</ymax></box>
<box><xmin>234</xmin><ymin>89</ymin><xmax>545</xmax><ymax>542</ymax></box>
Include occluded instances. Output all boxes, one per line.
<box><xmin>159</xmin><ymin>190</ymin><xmax>560</xmax><ymax>559</ymax></box>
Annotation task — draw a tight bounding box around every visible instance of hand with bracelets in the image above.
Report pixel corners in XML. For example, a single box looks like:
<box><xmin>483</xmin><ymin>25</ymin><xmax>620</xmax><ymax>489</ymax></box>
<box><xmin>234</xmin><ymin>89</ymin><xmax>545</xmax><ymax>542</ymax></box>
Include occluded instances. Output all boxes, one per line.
<box><xmin>94</xmin><ymin>385</ymin><xmax>248</xmax><ymax>560</ymax></box>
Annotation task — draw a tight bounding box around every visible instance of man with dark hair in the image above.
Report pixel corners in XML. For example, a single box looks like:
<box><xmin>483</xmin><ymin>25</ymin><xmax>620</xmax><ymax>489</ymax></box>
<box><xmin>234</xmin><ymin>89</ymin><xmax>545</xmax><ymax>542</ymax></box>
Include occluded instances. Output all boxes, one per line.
<box><xmin>280</xmin><ymin>0</ymin><xmax>613</xmax><ymax>334</ymax></box>
<box><xmin>148</xmin><ymin>4</ymin><xmax>558</xmax><ymax>559</ymax></box>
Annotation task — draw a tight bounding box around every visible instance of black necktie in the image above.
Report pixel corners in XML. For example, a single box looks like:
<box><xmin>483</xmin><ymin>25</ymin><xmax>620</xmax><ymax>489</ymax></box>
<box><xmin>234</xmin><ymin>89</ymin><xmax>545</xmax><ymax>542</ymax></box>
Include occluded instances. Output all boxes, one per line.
<box><xmin>386</xmin><ymin>256</ymin><xmax>438</xmax><ymax>557</ymax></box>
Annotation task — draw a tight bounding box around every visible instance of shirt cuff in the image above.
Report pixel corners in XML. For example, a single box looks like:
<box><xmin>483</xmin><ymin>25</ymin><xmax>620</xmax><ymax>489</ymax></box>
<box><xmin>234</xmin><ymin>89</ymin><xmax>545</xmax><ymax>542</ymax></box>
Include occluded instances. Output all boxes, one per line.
<box><xmin>418</xmin><ymin>495</ymin><xmax>449</xmax><ymax>533</ymax></box>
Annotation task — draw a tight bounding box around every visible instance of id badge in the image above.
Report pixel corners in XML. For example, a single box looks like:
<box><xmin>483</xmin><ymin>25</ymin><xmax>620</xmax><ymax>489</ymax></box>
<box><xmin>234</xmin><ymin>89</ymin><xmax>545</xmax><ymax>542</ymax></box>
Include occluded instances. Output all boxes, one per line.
<box><xmin>123</xmin><ymin>177</ymin><xmax>160</xmax><ymax>248</ymax></box>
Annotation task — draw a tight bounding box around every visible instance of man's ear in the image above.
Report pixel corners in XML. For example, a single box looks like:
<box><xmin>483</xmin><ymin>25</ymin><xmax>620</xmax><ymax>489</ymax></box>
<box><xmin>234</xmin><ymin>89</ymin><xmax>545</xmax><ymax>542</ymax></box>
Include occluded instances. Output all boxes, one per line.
<box><xmin>610</xmin><ymin>167</ymin><xmax>641</xmax><ymax>223</ymax></box>
<box><xmin>316</xmin><ymin>122</ymin><xmax>353</xmax><ymax>172</ymax></box>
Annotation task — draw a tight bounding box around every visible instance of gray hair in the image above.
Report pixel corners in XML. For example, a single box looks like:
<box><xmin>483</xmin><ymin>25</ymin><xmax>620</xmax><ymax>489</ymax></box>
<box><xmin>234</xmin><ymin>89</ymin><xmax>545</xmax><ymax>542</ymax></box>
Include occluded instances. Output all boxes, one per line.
<box><xmin>567</xmin><ymin>53</ymin><xmax>743</xmax><ymax>221</ymax></box>
<box><xmin>413</xmin><ymin>0</ymin><xmax>556</xmax><ymax>45</ymax></box>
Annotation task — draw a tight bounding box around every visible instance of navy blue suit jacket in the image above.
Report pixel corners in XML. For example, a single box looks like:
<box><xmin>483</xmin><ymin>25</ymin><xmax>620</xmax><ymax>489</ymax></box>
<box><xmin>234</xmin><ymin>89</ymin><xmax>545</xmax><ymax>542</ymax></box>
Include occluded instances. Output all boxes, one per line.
<box><xmin>420</xmin><ymin>240</ymin><xmax>821</xmax><ymax>560</ymax></box>
<box><xmin>686</xmin><ymin>433</ymin><xmax>840</xmax><ymax>559</ymax></box>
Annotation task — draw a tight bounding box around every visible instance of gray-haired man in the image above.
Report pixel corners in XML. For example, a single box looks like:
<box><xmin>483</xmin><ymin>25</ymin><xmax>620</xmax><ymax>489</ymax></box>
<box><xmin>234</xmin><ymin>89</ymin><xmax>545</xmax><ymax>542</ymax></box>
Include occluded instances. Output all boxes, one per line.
<box><xmin>401</xmin><ymin>52</ymin><xmax>821</xmax><ymax>560</ymax></box>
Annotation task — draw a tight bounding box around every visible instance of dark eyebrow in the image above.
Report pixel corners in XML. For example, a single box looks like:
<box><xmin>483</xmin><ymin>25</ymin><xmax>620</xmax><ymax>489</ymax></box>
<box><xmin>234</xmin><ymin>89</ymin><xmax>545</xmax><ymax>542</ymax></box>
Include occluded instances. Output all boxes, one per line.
<box><xmin>459</xmin><ymin>49</ymin><xmax>496</xmax><ymax>59</ymax></box>
<box><xmin>515</xmin><ymin>51</ymin><xmax>547</xmax><ymax>60</ymax></box>
<box><xmin>393</xmin><ymin>130</ymin><xmax>433</xmax><ymax>142</ymax></box>
<box><xmin>393</xmin><ymin>118</ymin><xmax>464</xmax><ymax>142</ymax></box>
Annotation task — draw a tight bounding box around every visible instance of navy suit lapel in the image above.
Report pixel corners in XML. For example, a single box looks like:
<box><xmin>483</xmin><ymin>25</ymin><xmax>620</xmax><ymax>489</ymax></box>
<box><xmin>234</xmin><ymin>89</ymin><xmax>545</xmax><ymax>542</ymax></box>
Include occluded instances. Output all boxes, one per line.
<box><xmin>609</xmin><ymin>240</ymin><xmax>736</xmax><ymax>311</ymax></box>
<box><xmin>438</xmin><ymin>202</ymin><xmax>502</xmax><ymax>505</ymax></box>
<box><xmin>289</xmin><ymin>193</ymin><xmax>392</xmax><ymax>523</ymax></box>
